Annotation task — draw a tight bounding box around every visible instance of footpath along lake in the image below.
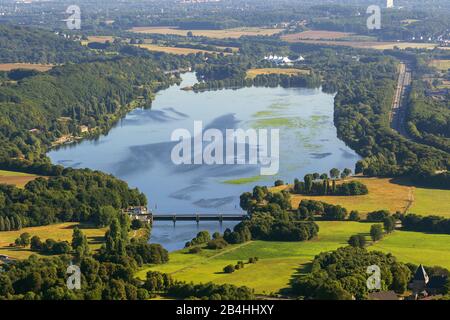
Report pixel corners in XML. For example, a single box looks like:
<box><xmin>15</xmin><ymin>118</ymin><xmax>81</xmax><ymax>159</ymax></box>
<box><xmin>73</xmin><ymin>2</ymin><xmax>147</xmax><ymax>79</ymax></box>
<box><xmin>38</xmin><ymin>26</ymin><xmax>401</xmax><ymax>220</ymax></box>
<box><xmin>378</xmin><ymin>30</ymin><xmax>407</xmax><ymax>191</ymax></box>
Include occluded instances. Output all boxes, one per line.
<box><xmin>48</xmin><ymin>73</ymin><xmax>360</xmax><ymax>251</ymax></box>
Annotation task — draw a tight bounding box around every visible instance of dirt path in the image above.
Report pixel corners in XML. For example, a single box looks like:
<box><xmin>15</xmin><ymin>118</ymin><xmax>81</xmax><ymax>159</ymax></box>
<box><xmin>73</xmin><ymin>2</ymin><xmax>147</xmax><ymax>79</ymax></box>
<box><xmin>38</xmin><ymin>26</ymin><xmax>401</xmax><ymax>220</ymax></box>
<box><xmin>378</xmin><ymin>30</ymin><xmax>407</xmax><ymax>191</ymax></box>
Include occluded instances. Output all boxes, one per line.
<box><xmin>404</xmin><ymin>186</ymin><xmax>415</xmax><ymax>214</ymax></box>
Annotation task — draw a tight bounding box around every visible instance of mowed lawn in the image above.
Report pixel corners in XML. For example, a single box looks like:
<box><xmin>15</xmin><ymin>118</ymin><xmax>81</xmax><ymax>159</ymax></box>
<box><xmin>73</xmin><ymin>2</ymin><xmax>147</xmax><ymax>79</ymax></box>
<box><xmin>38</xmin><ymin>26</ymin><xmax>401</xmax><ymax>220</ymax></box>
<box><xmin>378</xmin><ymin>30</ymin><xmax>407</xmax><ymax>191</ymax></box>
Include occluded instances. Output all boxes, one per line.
<box><xmin>0</xmin><ymin>170</ymin><xmax>40</xmax><ymax>188</ymax></box>
<box><xmin>246</xmin><ymin>68</ymin><xmax>310</xmax><ymax>79</ymax></box>
<box><xmin>370</xmin><ymin>230</ymin><xmax>450</xmax><ymax>270</ymax></box>
<box><xmin>129</xmin><ymin>26</ymin><xmax>284</xmax><ymax>39</ymax></box>
<box><xmin>137</xmin><ymin>221</ymin><xmax>374</xmax><ymax>294</ymax></box>
<box><xmin>0</xmin><ymin>222</ymin><xmax>106</xmax><ymax>260</ymax></box>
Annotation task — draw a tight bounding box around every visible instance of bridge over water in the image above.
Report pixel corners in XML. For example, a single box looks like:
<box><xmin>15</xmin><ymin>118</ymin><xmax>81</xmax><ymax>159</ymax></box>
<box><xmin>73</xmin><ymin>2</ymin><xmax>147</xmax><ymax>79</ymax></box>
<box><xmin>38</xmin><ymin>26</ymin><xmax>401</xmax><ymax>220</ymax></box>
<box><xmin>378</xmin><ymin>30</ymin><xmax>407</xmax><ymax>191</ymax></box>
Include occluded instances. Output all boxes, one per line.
<box><xmin>142</xmin><ymin>213</ymin><xmax>248</xmax><ymax>223</ymax></box>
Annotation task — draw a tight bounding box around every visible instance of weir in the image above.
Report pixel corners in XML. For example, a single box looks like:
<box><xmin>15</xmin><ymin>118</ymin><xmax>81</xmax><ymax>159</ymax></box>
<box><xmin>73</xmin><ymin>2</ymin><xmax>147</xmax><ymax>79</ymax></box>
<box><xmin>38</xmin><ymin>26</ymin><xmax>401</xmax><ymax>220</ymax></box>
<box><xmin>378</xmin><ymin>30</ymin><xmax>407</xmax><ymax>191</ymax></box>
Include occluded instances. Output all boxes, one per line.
<box><xmin>147</xmin><ymin>213</ymin><xmax>247</xmax><ymax>223</ymax></box>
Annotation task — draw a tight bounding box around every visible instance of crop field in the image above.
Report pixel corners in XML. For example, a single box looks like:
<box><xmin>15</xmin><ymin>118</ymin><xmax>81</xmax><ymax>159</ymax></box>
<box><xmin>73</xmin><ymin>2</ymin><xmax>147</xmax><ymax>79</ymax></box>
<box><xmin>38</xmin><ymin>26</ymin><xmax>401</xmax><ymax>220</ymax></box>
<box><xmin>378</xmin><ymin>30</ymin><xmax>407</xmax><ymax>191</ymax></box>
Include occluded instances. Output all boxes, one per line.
<box><xmin>280</xmin><ymin>38</ymin><xmax>438</xmax><ymax>50</ymax></box>
<box><xmin>137</xmin><ymin>221</ymin><xmax>374</xmax><ymax>294</ymax></box>
<box><xmin>246</xmin><ymin>68</ymin><xmax>310</xmax><ymax>79</ymax></box>
<box><xmin>130</xmin><ymin>26</ymin><xmax>284</xmax><ymax>39</ymax></box>
<box><xmin>0</xmin><ymin>63</ymin><xmax>54</xmax><ymax>72</ymax></box>
<box><xmin>134</xmin><ymin>44</ymin><xmax>226</xmax><ymax>55</ymax></box>
<box><xmin>0</xmin><ymin>222</ymin><xmax>107</xmax><ymax>260</ymax></box>
<box><xmin>428</xmin><ymin>59</ymin><xmax>450</xmax><ymax>71</ymax></box>
<box><xmin>281</xmin><ymin>30</ymin><xmax>353</xmax><ymax>41</ymax></box>
<box><xmin>0</xmin><ymin>170</ymin><xmax>40</xmax><ymax>188</ymax></box>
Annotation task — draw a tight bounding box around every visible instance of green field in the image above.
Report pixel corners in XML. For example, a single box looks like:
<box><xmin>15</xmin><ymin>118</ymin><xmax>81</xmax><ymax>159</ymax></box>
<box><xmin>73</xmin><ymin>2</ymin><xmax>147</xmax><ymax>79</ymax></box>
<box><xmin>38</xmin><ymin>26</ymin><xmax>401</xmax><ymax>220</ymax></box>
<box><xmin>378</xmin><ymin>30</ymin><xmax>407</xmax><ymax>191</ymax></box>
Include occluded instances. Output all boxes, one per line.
<box><xmin>370</xmin><ymin>230</ymin><xmax>450</xmax><ymax>270</ymax></box>
<box><xmin>409</xmin><ymin>187</ymin><xmax>450</xmax><ymax>217</ymax></box>
<box><xmin>138</xmin><ymin>220</ymin><xmax>450</xmax><ymax>294</ymax></box>
<box><xmin>137</xmin><ymin>221</ymin><xmax>374</xmax><ymax>294</ymax></box>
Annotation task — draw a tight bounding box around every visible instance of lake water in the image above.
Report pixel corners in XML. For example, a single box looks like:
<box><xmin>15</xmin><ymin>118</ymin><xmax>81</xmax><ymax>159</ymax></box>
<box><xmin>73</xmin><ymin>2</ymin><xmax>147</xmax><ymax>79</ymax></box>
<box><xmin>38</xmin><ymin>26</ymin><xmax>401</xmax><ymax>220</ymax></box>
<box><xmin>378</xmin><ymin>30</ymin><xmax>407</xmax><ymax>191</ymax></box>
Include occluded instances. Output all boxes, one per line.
<box><xmin>48</xmin><ymin>72</ymin><xmax>360</xmax><ymax>251</ymax></box>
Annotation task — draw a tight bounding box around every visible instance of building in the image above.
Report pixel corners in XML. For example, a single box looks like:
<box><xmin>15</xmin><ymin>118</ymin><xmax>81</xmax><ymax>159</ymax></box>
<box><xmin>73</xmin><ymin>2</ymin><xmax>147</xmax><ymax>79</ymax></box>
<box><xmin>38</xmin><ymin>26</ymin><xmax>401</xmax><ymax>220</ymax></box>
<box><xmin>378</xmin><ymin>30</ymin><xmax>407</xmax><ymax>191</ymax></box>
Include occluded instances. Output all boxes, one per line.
<box><xmin>123</xmin><ymin>206</ymin><xmax>152</xmax><ymax>224</ymax></box>
<box><xmin>409</xmin><ymin>264</ymin><xmax>429</xmax><ymax>293</ymax></box>
<box><xmin>408</xmin><ymin>264</ymin><xmax>448</xmax><ymax>299</ymax></box>
<box><xmin>263</xmin><ymin>55</ymin><xmax>305</xmax><ymax>66</ymax></box>
<box><xmin>79</xmin><ymin>125</ymin><xmax>89</xmax><ymax>134</ymax></box>
<box><xmin>367</xmin><ymin>291</ymin><xmax>399</xmax><ymax>300</ymax></box>
<box><xmin>386</xmin><ymin>0</ymin><xmax>394</xmax><ymax>9</ymax></box>
<box><xmin>0</xmin><ymin>254</ymin><xmax>14</xmax><ymax>265</ymax></box>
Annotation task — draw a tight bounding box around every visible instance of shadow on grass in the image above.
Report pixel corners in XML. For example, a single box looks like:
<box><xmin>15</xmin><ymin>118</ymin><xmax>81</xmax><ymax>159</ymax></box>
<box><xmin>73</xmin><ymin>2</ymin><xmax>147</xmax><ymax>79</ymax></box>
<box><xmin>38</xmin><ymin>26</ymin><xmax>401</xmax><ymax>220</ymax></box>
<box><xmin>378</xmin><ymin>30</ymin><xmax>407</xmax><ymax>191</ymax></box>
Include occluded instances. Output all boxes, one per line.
<box><xmin>390</xmin><ymin>177</ymin><xmax>446</xmax><ymax>190</ymax></box>
<box><xmin>278</xmin><ymin>262</ymin><xmax>313</xmax><ymax>296</ymax></box>
<box><xmin>87</xmin><ymin>236</ymin><xmax>105</xmax><ymax>244</ymax></box>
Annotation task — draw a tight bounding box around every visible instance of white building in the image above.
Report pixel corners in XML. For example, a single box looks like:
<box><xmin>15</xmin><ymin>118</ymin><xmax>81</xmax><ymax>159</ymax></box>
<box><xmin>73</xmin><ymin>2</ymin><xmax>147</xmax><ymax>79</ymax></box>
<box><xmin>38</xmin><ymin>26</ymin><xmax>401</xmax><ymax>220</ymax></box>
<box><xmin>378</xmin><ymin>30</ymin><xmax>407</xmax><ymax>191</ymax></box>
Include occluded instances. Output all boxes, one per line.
<box><xmin>263</xmin><ymin>55</ymin><xmax>305</xmax><ymax>66</ymax></box>
<box><xmin>386</xmin><ymin>0</ymin><xmax>394</xmax><ymax>8</ymax></box>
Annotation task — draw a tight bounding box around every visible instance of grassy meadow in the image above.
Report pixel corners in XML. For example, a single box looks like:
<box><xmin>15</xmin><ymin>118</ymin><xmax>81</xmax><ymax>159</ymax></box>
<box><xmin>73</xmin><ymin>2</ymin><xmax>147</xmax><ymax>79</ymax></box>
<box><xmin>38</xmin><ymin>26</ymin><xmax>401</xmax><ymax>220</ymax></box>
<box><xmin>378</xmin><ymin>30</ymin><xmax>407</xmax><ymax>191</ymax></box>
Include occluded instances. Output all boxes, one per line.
<box><xmin>370</xmin><ymin>230</ymin><xmax>450</xmax><ymax>270</ymax></box>
<box><xmin>275</xmin><ymin>177</ymin><xmax>413</xmax><ymax>215</ymax></box>
<box><xmin>409</xmin><ymin>187</ymin><xmax>450</xmax><ymax>217</ymax></box>
<box><xmin>134</xmin><ymin>44</ymin><xmax>226</xmax><ymax>55</ymax></box>
<box><xmin>137</xmin><ymin>221</ymin><xmax>374</xmax><ymax>294</ymax></box>
<box><xmin>246</xmin><ymin>68</ymin><xmax>310</xmax><ymax>79</ymax></box>
<box><xmin>0</xmin><ymin>222</ymin><xmax>107</xmax><ymax>260</ymax></box>
<box><xmin>138</xmin><ymin>221</ymin><xmax>450</xmax><ymax>293</ymax></box>
<box><xmin>0</xmin><ymin>170</ymin><xmax>40</xmax><ymax>188</ymax></box>
<box><xmin>0</xmin><ymin>63</ymin><xmax>54</xmax><ymax>72</ymax></box>
<box><xmin>274</xmin><ymin>177</ymin><xmax>450</xmax><ymax>217</ymax></box>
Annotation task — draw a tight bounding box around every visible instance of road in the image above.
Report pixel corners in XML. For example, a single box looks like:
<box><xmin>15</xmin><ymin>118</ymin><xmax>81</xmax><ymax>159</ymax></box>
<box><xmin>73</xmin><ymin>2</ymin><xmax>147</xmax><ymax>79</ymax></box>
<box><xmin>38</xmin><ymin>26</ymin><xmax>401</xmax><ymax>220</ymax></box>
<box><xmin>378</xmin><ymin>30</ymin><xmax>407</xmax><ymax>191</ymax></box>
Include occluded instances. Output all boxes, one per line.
<box><xmin>390</xmin><ymin>62</ymin><xmax>412</xmax><ymax>138</ymax></box>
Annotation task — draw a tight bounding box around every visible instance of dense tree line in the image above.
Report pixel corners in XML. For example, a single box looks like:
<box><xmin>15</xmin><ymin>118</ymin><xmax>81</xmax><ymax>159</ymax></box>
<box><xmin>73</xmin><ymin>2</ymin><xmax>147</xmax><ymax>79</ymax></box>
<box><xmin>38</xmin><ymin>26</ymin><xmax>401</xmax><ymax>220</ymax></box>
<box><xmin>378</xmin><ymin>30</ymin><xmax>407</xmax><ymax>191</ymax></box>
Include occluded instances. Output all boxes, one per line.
<box><xmin>0</xmin><ymin>214</ymin><xmax>168</xmax><ymax>300</ymax></box>
<box><xmin>406</xmin><ymin>80</ymin><xmax>450</xmax><ymax>153</ymax></box>
<box><xmin>235</xmin><ymin>186</ymin><xmax>319</xmax><ymax>243</ymax></box>
<box><xmin>291</xmin><ymin>247</ymin><xmax>412</xmax><ymax>300</ymax></box>
<box><xmin>325</xmin><ymin>53</ymin><xmax>450</xmax><ymax>187</ymax></box>
<box><xmin>298</xmin><ymin>200</ymin><xmax>348</xmax><ymax>221</ymax></box>
<box><xmin>0</xmin><ymin>168</ymin><xmax>146</xmax><ymax>228</ymax></box>
<box><xmin>293</xmin><ymin>174</ymin><xmax>368</xmax><ymax>196</ymax></box>
<box><xmin>143</xmin><ymin>271</ymin><xmax>255</xmax><ymax>299</ymax></box>
<box><xmin>401</xmin><ymin>214</ymin><xmax>450</xmax><ymax>235</ymax></box>
<box><xmin>0</xmin><ymin>57</ymin><xmax>174</xmax><ymax>165</ymax></box>
<box><xmin>0</xmin><ymin>25</ymin><xmax>98</xmax><ymax>64</ymax></box>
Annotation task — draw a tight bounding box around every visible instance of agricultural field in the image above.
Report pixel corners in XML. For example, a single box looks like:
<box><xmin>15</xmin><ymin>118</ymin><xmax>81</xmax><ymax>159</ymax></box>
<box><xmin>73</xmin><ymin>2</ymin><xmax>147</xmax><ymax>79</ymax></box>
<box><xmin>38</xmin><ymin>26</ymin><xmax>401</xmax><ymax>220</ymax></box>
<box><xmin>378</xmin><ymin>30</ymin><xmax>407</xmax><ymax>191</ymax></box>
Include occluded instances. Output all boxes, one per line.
<box><xmin>428</xmin><ymin>59</ymin><xmax>450</xmax><ymax>71</ymax></box>
<box><xmin>134</xmin><ymin>44</ymin><xmax>226</xmax><ymax>55</ymax></box>
<box><xmin>137</xmin><ymin>221</ymin><xmax>374</xmax><ymax>294</ymax></box>
<box><xmin>246</xmin><ymin>68</ymin><xmax>310</xmax><ymax>79</ymax></box>
<box><xmin>0</xmin><ymin>170</ymin><xmax>40</xmax><ymax>188</ymax></box>
<box><xmin>281</xmin><ymin>30</ymin><xmax>353</xmax><ymax>41</ymax></box>
<box><xmin>276</xmin><ymin>177</ymin><xmax>413</xmax><ymax>215</ymax></box>
<box><xmin>275</xmin><ymin>177</ymin><xmax>450</xmax><ymax>217</ymax></box>
<box><xmin>0</xmin><ymin>222</ymin><xmax>107</xmax><ymax>260</ymax></box>
<box><xmin>370</xmin><ymin>230</ymin><xmax>450</xmax><ymax>270</ymax></box>
<box><xmin>130</xmin><ymin>26</ymin><xmax>284</xmax><ymax>39</ymax></box>
<box><xmin>280</xmin><ymin>38</ymin><xmax>438</xmax><ymax>50</ymax></box>
<box><xmin>0</xmin><ymin>63</ymin><xmax>54</xmax><ymax>72</ymax></box>
<box><xmin>81</xmin><ymin>35</ymin><xmax>116</xmax><ymax>45</ymax></box>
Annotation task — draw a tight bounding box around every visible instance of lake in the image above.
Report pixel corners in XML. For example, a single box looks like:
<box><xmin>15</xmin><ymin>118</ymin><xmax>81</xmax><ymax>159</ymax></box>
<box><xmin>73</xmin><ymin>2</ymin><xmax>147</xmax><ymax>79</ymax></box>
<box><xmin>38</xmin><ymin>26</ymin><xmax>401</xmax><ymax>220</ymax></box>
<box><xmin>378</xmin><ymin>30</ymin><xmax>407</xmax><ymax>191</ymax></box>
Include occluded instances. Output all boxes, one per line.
<box><xmin>48</xmin><ymin>72</ymin><xmax>360</xmax><ymax>251</ymax></box>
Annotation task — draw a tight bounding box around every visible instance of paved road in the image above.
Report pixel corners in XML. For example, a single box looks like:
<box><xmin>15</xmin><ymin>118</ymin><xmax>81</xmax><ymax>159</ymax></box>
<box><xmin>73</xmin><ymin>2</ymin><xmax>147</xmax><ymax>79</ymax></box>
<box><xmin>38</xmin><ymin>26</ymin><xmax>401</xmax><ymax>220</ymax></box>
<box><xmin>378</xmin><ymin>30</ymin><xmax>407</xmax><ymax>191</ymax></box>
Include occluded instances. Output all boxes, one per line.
<box><xmin>390</xmin><ymin>62</ymin><xmax>412</xmax><ymax>138</ymax></box>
